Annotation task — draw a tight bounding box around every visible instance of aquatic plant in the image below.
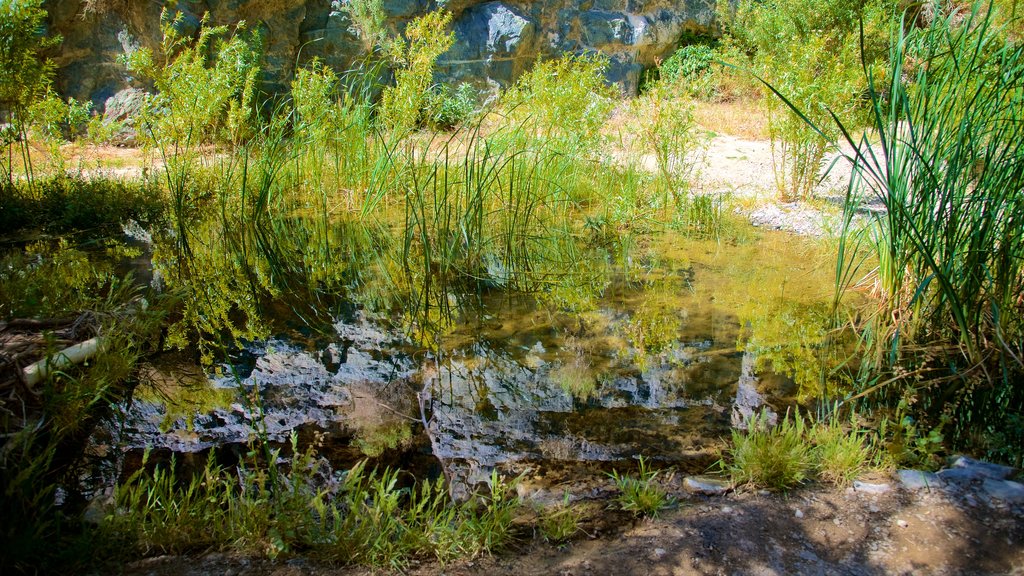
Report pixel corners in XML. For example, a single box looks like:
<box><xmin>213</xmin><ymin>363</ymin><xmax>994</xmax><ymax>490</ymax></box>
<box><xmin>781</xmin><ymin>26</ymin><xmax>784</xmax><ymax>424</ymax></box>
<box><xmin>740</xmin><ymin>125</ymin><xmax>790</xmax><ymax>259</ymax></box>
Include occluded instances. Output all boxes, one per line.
<box><xmin>826</xmin><ymin>5</ymin><xmax>1024</xmax><ymax>463</ymax></box>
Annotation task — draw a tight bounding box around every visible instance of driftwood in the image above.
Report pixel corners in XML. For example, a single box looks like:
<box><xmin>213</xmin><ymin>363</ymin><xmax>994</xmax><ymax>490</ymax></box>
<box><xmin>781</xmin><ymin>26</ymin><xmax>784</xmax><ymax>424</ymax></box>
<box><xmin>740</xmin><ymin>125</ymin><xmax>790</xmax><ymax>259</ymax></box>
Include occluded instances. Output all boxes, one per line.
<box><xmin>0</xmin><ymin>313</ymin><xmax>101</xmax><ymax>392</ymax></box>
<box><xmin>21</xmin><ymin>336</ymin><xmax>107</xmax><ymax>388</ymax></box>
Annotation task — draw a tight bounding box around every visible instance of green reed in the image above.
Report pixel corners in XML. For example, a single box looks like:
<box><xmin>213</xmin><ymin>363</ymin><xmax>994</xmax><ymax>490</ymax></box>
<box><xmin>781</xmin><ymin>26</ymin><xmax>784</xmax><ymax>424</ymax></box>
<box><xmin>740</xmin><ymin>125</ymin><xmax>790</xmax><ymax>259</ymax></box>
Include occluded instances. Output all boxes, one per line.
<box><xmin>770</xmin><ymin>3</ymin><xmax>1024</xmax><ymax>461</ymax></box>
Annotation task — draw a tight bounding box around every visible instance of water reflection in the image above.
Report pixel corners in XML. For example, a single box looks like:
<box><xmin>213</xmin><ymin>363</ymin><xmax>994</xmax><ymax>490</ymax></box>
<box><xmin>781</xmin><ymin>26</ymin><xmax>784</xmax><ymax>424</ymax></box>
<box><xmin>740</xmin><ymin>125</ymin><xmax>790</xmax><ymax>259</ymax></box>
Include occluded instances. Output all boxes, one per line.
<box><xmin>125</xmin><ymin>224</ymin><xmax>852</xmax><ymax>493</ymax></box>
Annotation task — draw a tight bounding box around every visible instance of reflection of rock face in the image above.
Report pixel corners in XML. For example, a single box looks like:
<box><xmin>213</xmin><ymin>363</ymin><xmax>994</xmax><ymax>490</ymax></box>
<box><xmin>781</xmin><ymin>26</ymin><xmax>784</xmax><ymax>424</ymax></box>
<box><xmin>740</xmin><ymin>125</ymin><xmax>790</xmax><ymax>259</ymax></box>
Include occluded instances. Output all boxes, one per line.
<box><xmin>124</xmin><ymin>315</ymin><xmax>416</xmax><ymax>453</ymax></box>
<box><xmin>424</xmin><ymin>335</ymin><xmax>737</xmax><ymax>497</ymax></box>
<box><xmin>731</xmin><ymin>350</ymin><xmax>777</xmax><ymax>430</ymax></box>
<box><xmin>46</xmin><ymin>0</ymin><xmax>716</xmax><ymax>105</ymax></box>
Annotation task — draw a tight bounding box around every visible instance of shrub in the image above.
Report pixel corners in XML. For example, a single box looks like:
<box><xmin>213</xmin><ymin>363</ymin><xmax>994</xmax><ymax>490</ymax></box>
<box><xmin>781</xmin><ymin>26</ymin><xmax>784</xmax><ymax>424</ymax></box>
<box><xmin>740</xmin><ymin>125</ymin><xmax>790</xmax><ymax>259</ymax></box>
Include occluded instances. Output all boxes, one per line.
<box><xmin>720</xmin><ymin>0</ymin><xmax>892</xmax><ymax>199</ymax></box>
<box><xmin>501</xmin><ymin>53</ymin><xmax>616</xmax><ymax>154</ymax></box>
<box><xmin>378</xmin><ymin>10</ymin><xmax>454</xmax><ymax>137</ymax></box>
<box><xmin>428</xmin><ymin>82</ymin><xmax>479</xmax><ymax>129</ymax></box>
<box><xmin>0</xmin><ymin>0</ymin><xmax>59</xmax><ymax>185</ymax></box>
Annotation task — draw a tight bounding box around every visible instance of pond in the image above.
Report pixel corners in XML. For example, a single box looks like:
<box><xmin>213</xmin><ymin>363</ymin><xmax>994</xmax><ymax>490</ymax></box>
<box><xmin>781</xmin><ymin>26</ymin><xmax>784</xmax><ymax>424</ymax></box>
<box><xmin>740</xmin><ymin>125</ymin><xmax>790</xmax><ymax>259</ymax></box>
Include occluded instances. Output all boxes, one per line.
<box><xmin>121</xmin><ymin>225</ymin><xmax>848</xmax><ymax>496</ymax></box>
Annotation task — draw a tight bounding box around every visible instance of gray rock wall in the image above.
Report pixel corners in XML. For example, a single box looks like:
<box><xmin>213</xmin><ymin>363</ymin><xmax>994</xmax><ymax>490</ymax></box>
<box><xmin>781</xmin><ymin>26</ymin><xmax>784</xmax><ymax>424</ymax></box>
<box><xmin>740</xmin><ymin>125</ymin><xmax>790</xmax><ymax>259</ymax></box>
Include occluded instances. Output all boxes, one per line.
<box><xmin>43</xmin><ymin>0</ymin><xmax>716</xmax><ymax>108</ymax></box>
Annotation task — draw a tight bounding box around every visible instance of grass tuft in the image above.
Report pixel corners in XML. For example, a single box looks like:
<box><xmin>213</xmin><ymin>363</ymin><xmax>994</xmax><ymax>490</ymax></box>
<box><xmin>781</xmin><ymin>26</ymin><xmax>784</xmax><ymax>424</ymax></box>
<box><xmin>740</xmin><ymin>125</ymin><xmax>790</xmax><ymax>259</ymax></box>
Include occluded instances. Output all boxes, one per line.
<box><xmin>610</xmin><ymin>456</ymin><xmax>674</xmax><ymax>517</ymax></box>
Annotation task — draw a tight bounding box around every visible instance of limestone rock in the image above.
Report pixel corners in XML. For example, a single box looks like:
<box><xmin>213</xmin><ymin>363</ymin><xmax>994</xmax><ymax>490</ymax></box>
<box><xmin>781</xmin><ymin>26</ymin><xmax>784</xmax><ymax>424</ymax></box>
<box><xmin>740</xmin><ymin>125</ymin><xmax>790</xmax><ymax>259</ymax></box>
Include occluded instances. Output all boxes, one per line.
<box><xmin>852</xmin><ymin>480</ymin><xmax>891</xmax><ymax>495</ymax></box>
<box><xmin>897</xmin><ymin>469</ymin><xmax>944</xmax><ymax>491</ymax></box>
<box><xmin>683</xmin><ymin>475</ymin><xmax>732</xmax><ymax>496</ymax></box>
<box><xmin>980</xmin><ymin>478</ymin><xmax>1024</xmax><ymax>504</ymax></box>
<box><xmin>45</xmin><ymin>0</ymin><xmax>718</xmax><ymax>107</ymax></box>
<box><xmin>947</xmin><ymin>455</ymin><xmax>1017</xmax><ymax>480</ymax></box>
<box><xmin>102</xmin><ymin>88</ymin><xmax>148</xmax><ymax>146</ymax></box>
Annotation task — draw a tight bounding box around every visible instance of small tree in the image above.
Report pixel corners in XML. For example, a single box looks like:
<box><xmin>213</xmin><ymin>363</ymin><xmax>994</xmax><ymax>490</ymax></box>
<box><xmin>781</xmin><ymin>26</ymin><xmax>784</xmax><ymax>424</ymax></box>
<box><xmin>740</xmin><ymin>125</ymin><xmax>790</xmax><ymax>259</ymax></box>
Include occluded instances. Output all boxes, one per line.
<box><xmin>0</xmin><ymin>0</ymin><xmax>58</xmax><ymax>186</ymax></box>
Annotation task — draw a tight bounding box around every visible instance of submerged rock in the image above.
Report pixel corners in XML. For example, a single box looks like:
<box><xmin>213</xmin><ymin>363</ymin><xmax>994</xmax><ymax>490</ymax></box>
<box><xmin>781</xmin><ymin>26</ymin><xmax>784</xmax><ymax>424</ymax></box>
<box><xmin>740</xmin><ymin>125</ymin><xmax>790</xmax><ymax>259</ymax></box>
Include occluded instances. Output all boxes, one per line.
<box><xmin>123</xmin><ymin>313</ymin><xmax>416</xmax><ymax>453</ymax></box>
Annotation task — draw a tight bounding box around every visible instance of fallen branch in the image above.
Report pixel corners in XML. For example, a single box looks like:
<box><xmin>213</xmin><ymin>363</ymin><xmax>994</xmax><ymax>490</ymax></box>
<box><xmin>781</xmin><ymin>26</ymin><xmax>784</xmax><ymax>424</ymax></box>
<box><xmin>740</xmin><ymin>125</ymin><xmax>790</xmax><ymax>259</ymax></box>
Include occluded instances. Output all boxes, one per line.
<box><xmin>22</xmin><ymin>336</ymin><xmax>107</xmax><ymax>388</ymax></box>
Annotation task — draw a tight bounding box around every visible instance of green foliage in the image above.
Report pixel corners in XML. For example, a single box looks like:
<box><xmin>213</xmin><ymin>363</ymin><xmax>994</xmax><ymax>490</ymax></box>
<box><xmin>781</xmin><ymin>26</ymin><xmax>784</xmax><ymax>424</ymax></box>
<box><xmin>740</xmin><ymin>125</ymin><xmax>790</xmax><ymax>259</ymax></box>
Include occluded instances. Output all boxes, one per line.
<box><xmin>0</xmin><ymin>240</ymin><xmax>139</xmax><ymax>318</ymax></box>
<box><xmin>0</xmin><ymin>174</ymin><xmax>163</xmax><ymax>236</ymax></box>
<box><xmin>609</xmin><ymin>456</ymin><xmax>674</xmax><ymax>517</ymax></box>
<box><xmin>26</xmin><ymin>93</ymin><xmax>93</xmax><ymax>144</ymax></box>
<box><xmin>122</xmin><ymin>10</ymin><xmax>262</xmax><ymax>149</ymax></box>
<box><xmin>658</xmin><ymin>44</ymin><xmax>718</xmax><ymax>99</ymax></box>
<box><xmin>428</xmin><ymin>82</ymin><xmax>479</xmax><ymax>129</ymax></box>
<box><xmin>338</xmin><ymin>0</ymin><xmax>388</xmax><ymax>51</ymax></box>
<box><xmin>628</xmin><ymin>82</ymin><xmax>710</xmax><ymax>232</ymax></box>
<box><xmin>107</xmin><ymin>451</ymin><xmax>521</xmax><ymax>568</ymax></box>
<box><xmin>537</xmin><ymin>492</ymin><xmax>582</xmax><ymax>544</ymax></box>
<box><xmin>379</xmin><ymin>11</ymin><xmax>455</xmax><ymax>137</ymax></box>
<box><xmin>726</xmin><ymin>410</ymin><xmax>882</xmax><ymax>490</ymax></box>
<box><xmin>0</xmin><ymin>0</ymin><xmax>59</xmax><ymax>185</ymax></box>
<box><xmin>818</xmin><ymin>4</ymin><xmax>1024</xmax><ymax>465</ymax></box>
<box><xmin>0</xmin><ymin>247</ymin><xmax>165</xmax><ymax>573</ymax></box>
<box><xmin>502</xmin><ymin>54</ymin><xmax>616</xmax><ymax>155</ymax></box>
<box><xmin>721</xmin><ymin>0</ymin><xmax>892</xmax><ymax>199</ymax></box>
<box><xmin>726</xmin><ymin>411</ymin><xmax>812</xmax><ymax>491</ymax></box>
<box><xmin>811</xmin><ymin>415</ymin><xmax>874</xmax><ymax>486</ymax></box>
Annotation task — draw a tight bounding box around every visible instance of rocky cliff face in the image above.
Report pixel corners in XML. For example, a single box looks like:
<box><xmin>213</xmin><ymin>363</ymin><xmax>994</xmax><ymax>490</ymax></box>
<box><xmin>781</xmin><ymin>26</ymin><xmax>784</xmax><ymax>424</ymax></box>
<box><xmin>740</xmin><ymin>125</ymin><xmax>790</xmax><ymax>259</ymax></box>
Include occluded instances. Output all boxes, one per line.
<box><xmin>43</xmin><ymin>0</ymin><xmax>716</xmax><ymax>109</ymax></box>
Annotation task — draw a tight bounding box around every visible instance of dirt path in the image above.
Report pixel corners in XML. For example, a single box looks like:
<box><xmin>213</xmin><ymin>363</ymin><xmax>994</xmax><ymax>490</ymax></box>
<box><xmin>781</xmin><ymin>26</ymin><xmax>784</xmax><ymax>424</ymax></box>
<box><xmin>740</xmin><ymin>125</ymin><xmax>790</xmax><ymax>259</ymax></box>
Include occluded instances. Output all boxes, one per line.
<box><xmin>122</xmin><ymin>479</ymin><xmax>1024</xmax><ymax>576</ymax></box>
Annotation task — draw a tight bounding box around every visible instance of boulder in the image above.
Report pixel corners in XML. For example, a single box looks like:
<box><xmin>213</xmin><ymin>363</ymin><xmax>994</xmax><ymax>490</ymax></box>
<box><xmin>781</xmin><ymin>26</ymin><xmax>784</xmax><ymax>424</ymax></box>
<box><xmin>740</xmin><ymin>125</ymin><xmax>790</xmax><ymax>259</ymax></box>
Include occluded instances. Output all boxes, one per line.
<box><xmin>102</xmin><ymin>87</ymin><xmax>148</xmax><ymax>146</ymax></box>
<box><xmin>980</xmin><ymin>478</ymin><xmax>1024</xmax><ymax>505</ymax></box>
<box><xmin>947</xmin><ymin>455</ymin><xmax>1017</xmax><ymax>480</ymax></box>
<box><xmin>897</xmin><ymin>469</ymin><xmax>944</xmax><ymax>491</ymax></box>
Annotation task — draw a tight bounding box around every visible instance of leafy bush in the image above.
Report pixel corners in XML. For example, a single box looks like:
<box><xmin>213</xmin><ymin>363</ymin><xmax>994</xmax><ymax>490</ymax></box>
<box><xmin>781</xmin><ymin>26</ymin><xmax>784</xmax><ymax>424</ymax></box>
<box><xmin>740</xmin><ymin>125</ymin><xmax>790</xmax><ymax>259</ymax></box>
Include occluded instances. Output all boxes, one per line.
<box><xmin>122</xmin><ymin>10</ymin><xmax>262</xmax><ymax>149</ymax></box>
<box><xmin>428</xmin><ymin>82</ymin><xmax>479</xmax><ymax>129</ymax></box>
<box><xmin>720</xmin><ymin>0</ymin><xmax>892</xmax><ymax>199</ymax></box>
<box><xmin>501</xmin><ymin>53</ymin><xmax>616</xmax><ymax>154</ymax></box>
<box><xmin>0</xmin><ymin>0</ymin><xmax>58</xmax><ymax>185</ymax></box>
<box><xmin>378</xmin><ymin>10</ymin><xmax>454</xmax><ymax>137</ymax></box>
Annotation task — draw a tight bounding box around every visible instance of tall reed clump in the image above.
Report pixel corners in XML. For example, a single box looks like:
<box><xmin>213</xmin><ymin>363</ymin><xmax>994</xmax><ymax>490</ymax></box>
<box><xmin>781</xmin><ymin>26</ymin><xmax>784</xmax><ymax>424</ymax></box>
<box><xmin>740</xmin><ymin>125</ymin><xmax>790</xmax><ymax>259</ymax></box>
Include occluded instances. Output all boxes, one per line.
<box><xmin>821</xmin><ymin>4</ymin><xmax>1024</xmax><ymax>464</ymax></box>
